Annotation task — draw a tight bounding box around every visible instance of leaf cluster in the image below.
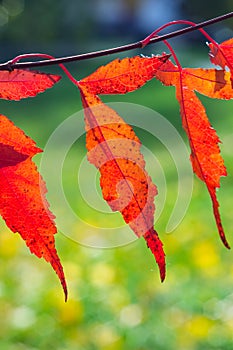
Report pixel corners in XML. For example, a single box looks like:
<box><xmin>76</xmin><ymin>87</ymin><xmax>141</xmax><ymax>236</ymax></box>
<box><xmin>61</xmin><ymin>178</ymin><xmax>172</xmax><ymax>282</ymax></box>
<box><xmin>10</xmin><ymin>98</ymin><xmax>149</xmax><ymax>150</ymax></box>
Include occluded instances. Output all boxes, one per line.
<box><xmin>0</xmin><ymin>21</ymin><xmax>233</xmax><ymax>300</ymax></box>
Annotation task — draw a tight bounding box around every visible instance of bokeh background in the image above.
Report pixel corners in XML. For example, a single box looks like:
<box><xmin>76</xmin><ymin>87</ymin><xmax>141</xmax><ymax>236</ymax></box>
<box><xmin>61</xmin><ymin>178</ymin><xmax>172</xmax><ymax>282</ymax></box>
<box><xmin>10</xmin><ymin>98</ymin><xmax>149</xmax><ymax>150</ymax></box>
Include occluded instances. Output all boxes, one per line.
<box><xmin>0</xmin><ymin>1</ymin><xmax>233</xmax><ymax>349</ymax></box>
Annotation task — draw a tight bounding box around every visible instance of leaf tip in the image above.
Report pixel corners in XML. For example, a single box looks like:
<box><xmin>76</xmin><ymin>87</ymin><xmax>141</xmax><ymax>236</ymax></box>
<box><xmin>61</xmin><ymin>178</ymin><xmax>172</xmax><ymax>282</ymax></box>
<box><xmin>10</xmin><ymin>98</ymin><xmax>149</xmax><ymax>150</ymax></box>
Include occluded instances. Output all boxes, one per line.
<box><xmin>209</xmin><ymin>188</ymin><xmax>231</xmax><ymax>249</ymax></box>
<box><xmin>144</xmin><ymin>228</ymin><xmax>166</xmax><ymax>282</ymax></box>
<box><xmin>219</xmin><ymin>228</ymin><xmax>231</xmax><ymax>250</ymax></box>
<box><xmin>53</xmin><ymin>258</ymin><xmax>68</xmax><ymax>302</ymax></box>
<box><xmin>161</xmin><ymin>53</ymin><xmax>172</xmax><ymax>63</ymax></box>
<box><xmin>54</xmin><ymin>261</ymin><xmax>68</xmax><ymax>301</ymax></box>
<box><xmin>64</xmin><ymin>283</ymin><xmax>68</xmax><ymax>302</ymax></box>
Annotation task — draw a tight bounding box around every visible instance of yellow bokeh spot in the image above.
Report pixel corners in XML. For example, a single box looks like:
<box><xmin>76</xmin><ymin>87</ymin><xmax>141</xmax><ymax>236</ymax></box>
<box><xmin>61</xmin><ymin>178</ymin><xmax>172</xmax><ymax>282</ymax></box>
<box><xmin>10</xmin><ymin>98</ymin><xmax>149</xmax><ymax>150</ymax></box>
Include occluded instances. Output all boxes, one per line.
<box><xmin>90</xmin><ymin>262</ymin><xmax>116</xmax><ymax>287</ymax></box>
<box><xmin>58</xmin><ymin>298</ymin><xmax>83</xmax><ymax>325</ymax></box>
<box><xmin>185</xmin><ymin>315</ymin><xmax>213</xmax><ymax>339</ymax></box>
<box><xmin>191</xmin><ymin>241</ymin><xmax>219</xmax><ymax>271</ymax></box>
<box><xmin>92</xmin><ymin>324</ymin><xmax>120</xmax><ymax>350</ymax></box>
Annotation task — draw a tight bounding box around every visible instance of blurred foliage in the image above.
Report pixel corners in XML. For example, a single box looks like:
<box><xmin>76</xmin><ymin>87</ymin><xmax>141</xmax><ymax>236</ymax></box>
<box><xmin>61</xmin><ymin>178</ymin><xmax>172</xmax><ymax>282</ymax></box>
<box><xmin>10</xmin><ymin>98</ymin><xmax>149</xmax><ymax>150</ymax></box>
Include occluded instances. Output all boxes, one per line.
<box><xmin>182</xmin><ymin>0</ymin><xmax>233</xmax><ymax>22</ymax></box>
<box><xmin>0</xmin><ymin>0</ymin><xmax>232</xmax><ymax>60</ymax></box>
<box><xmin>1</xmin><ymin>2</ymin><xmax>233</xmax><ymax>349</ymax></box>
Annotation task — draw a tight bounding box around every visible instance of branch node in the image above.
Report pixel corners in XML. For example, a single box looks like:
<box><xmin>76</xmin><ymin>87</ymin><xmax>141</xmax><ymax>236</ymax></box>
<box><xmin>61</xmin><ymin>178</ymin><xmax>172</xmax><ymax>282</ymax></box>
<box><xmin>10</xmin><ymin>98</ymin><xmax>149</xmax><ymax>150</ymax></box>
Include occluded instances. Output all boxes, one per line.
<box><xmin>4</xmin><ymin>61</ymin><xmax>14</xmax><ymax>72</ymax></box>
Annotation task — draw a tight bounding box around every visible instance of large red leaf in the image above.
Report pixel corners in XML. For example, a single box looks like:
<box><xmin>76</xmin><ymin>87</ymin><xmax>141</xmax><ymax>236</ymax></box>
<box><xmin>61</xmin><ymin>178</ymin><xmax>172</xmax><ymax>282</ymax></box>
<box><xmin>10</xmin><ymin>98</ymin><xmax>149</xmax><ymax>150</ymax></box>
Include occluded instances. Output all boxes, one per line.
<box><xmin>0</xmin><ymin>69</ymin><xmax>61</xmax><ymax>100</ymax></box>
<box><xmin>0</xmin><ymin>115</ymin><xmax>67</xmax><ymax>300</ymax></box>
<box><xmin>155</xmin><ymin>59</ymin><xmax>230</xmax><ymax>248</ymax></box>
<box><xmin>79</xmin><ymin>86</ymin><xmax>165</xmax><ymax>281</ymax></box>
<box><xmin>79</xmin><ymin>54</ymin><xmax>170</xmax><ymax>95</ymax></box>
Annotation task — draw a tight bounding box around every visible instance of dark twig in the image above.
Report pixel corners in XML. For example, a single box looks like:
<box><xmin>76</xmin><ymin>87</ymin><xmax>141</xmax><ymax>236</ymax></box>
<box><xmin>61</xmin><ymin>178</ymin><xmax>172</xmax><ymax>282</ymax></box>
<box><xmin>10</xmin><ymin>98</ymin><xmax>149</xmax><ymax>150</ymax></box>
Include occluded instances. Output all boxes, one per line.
<box><xmin>0</xmin><ymin>11</ymin><xmax>233</xmax><ymax>71</ymax></box>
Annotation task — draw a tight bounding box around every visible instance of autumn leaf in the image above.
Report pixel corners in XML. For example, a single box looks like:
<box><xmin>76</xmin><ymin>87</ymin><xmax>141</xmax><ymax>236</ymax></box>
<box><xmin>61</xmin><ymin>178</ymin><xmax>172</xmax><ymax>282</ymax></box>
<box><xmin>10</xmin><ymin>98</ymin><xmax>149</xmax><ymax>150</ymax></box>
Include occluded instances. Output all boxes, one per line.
<box><xmin>154</xmin><ymin>58</ymin><xmax>233</xmax><ymax>99</ymax></box>
<box><xmin>183</xmin><ymin>67</ymin><xmax>233</xmax><ymax>99</ymax></box>
<box><xmin>155</xmin><ymin>58</ymin><xmax>231</xmax><ymax>248</ymax></box>
<box><xmin>0</xmin><ymin>115</ymin><xmax>67</xmax><ymax>300</ymax></box>
<box><xmin>208</xmin><ymin>38</ymin><xmax>233</xmax><ymax>83</ymax></box>
<box><xmin>78</xmin><ymin>85</ymin><xmax>165</xmax><ymax>281</ymax></box>
<box><xmin>79</xmin><ymin>54</ymin><xmax>170</xmax><ymax>95</ymax></box>
<box><xmin>0</xmin><ymin>69</ymin><xmax>61</xmax><ymax>100</ymax></box>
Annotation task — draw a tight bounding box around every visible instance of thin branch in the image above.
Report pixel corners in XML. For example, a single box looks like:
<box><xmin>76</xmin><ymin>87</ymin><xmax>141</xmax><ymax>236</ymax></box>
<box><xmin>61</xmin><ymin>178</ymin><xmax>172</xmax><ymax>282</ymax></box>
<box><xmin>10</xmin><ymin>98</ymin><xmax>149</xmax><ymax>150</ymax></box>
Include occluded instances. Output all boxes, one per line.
<box><xmin>1</xmin><ymin>11</ymin><xmax>233</xmax><ymax>71</ymax></box>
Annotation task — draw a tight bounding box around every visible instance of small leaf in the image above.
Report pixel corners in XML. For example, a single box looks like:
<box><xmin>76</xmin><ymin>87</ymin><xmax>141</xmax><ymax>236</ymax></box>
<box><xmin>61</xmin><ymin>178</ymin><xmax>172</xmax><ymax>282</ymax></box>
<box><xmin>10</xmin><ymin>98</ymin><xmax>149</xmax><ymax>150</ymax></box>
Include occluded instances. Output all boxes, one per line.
<box><xmin>79</xmin><ymin>54</ymin><xmax>170</xmax><ymax>95</ymax></box>
<box><xmin>0</xmin><ymin>115</ymin><xmax>67</xmax><ymax>300</ymax></box>
<box><xmin>178</xmin><ymin>89</ymin><xmax>229</xmax><ymax>248</ymax></box>
<box><xmin>183</xmin><ymin>68</ymin><xmax>233</xmax><ymax>99</ymax></box>
<box><xmin>155</xmin><ymin>59</ymin><xmax>233</xmax><ymax>99</ymax></box>
<box><xmin>209</xmin><ymin>38</ymin><xmax>233</xmax><ymax>82</ymax></box>
<box><xmin>155</xmin><ymin>59</ymin><xmax>230</xmax><ymax>248</ymax></box>
<box><xmin>0</xmin><ymin>69</ymin><xmax>61</xmax><ymax>100</ymax></box>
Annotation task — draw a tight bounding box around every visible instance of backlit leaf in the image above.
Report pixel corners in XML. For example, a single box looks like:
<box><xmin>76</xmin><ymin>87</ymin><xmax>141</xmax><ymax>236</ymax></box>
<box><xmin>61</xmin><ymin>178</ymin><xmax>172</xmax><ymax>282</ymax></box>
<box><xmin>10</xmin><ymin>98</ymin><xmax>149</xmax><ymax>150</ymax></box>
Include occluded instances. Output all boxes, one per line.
<box><xmin>79</xmin><ymin>85</ymin><xmax>166</xmax><ymax>281</ymax></box>
<box><xmin>0</xmin><ymin>115</ymin><xmax>67</xmax><ymax>300</ymax></box>
<box><xmin>155</xmin><ymin>58</ymin><xmax>233</xmax><ymax>99</ymax></box>
<box><xmin>0</xmin><ymin>69</ymin><xmax>61</xmax><ymax>100</ymax></box>
<box><xmin>155</xmin><ymin>59</ymin><xmax>230</xmax><ymax>248</ymax></box>
<box><xmin>79</xmin><ymin>54</ymin><xmax>170</xmax><ymax>95</ymax></box>
<box><xmin>209</xmin><ymin>38</ymin><xmax>233</xmax><ymax>82</ymax></box>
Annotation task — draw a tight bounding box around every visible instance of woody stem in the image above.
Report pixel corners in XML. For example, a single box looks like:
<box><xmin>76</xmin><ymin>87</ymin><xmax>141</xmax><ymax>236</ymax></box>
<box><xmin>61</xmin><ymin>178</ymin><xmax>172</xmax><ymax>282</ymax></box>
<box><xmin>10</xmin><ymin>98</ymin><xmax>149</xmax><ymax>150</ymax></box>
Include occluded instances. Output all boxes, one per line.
<box><xmin>0</xmin><ymin>11</ymin><xmax>232</xmax><ymax>71</ymax></box>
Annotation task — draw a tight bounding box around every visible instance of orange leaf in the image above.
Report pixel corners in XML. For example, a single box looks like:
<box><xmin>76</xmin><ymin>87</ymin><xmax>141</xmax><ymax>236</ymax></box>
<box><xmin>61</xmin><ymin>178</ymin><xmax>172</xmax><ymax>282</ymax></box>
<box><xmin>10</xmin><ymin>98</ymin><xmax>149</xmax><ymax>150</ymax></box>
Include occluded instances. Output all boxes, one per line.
<box><xmin>0</xmin><ymin>69</ymin><xmax>61</xmax><ymax>100</ymax></box>
<box><xmin>79</xmin><ymin>54</ymin><xmax>170</xmax><ymax>95</ymax></box>
<box><xmin>79</xmin><ymin>86</ymin><xmax>165</xmax><ymax>281</ymax></box>
<box><xmin>209</xmin><ymin>38</ymin><xmax>233</xmax><ymax>82</ymax></box>
<box><xmin>155</xmin><ymin>59</ymin><xmax>230</xmax><ymax>248</ymax></box>
<box><xmin>183</xmin><ymin>68</ymin><xmax>233</xmax><ymax>99</ymax></box>
<box><xmin>0</xmin><ymin>115</ymin><xmax>67</xmax><ymax>300</ymax></box>
<box><xmin>155</xmin><ymin>58</ymin><xmax>233</xmax><ymax>99</ymax></box>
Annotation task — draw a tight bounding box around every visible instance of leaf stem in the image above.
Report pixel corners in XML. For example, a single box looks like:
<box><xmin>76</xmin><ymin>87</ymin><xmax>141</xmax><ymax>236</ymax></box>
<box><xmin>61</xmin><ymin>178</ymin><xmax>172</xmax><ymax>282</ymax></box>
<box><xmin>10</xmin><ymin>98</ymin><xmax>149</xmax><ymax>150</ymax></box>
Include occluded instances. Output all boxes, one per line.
<box><xmin>11</xmin><ymin>53</ymin><xmax>79</xmax><ymax>85</ymax></box>
<box><xmin>1</xmin><ymin>11</ymin><xmax>233</xmax><ymax>71</ymax></box>
<box><xmin>163</xmin><ymin>40</ymin><xmax>182</xmax><ymax>69</ymax></box>
<box><xmin>141</xmin><ymin>19</ymin><xmax>218</xmax><ymax>47</ymax></box>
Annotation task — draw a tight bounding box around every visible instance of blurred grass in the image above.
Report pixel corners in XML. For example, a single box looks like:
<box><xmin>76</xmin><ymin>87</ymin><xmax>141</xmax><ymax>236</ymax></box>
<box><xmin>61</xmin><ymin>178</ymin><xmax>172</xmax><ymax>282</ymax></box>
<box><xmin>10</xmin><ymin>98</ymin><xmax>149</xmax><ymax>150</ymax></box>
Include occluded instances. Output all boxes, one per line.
<box><xmin>1</xmin><ymin>51</ymin><xmax>233</xmax><ymax>350</ymax></box>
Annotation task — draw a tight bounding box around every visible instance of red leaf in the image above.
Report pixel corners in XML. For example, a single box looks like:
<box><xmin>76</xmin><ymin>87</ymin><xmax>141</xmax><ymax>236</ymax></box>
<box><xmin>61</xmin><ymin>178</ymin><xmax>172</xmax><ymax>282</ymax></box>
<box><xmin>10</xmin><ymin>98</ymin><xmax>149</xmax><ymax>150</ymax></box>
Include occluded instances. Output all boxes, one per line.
<box><xmin>154</xmin><ymin>58</ymin><xmax>233</xmax><ymax>99</ymax></box>
<box><xmin>0</xmin><ymin>69</ymin><xmax>61</xmax><ymax>100</ymax></box>
<box><xmin>79</xmin><ymin>86</ymin><xmax>165</xmax><ymax>281</ymax></box>
<box><xmin>0</xmin><ymin>115</ymin><xmax>67</xmax><ymax>300</ymax></box>
<box><xmin>155</xmin><ymin>59</ymin><xmax>230</xmax><ymax>248</ymax></box>
<box><xmin>209</xmin><ymin>38</ymin><xmax>233</xmax><ymax>83</ymax></box>
<box><xmin>79</xmin><ymin>54</ymin><xmax>170</xmax><ymax>95</ymax></box>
